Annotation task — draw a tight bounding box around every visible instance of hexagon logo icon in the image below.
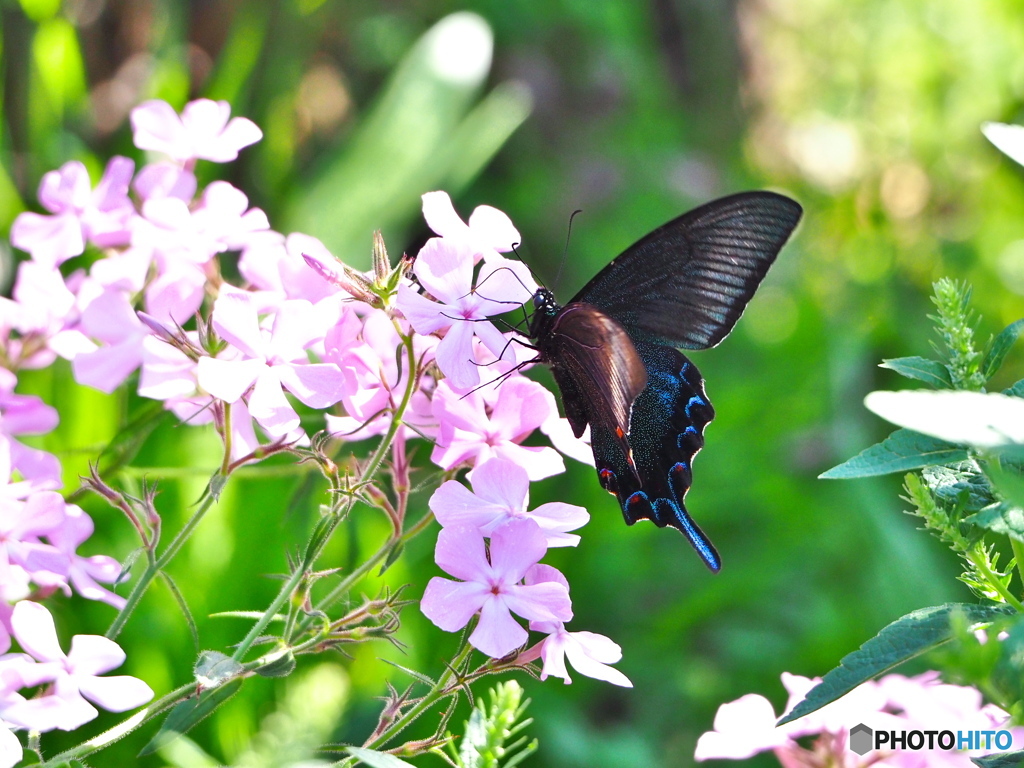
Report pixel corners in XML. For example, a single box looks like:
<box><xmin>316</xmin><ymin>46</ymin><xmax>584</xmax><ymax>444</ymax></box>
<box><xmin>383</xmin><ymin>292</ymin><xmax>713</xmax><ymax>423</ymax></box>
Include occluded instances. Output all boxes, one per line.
<box><xmin>850</xmin><ymin>723</ymin><xmax>873</xmax><ymax>756</ymax></box>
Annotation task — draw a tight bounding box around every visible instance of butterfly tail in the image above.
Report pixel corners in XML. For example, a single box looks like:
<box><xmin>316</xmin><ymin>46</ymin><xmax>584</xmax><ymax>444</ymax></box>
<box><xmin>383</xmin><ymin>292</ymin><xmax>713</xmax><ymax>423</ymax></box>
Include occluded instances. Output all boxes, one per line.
<box><xmin>659</xmin><ymin>497</ymin><xmax>722</xmax><ymax>573</ymax></box>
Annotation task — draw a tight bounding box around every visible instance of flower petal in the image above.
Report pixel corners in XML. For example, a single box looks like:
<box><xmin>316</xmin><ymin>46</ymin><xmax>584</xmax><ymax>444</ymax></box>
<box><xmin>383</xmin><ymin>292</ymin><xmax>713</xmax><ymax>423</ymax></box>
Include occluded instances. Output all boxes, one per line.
<box><xmin>428</xmin><ymin>480</ymin><xmax>504</xmax><ymax>530</ymax></box>
<box><xmin>470</xmin><ymin>458</ymin><xmax>530</xmax><ymax>509</ymax></box>
<box><xmin>11</xmin><ymin>602</ymin><xmax>65</xmax><ymax>663</ymax></box>
<box><xmin>433</xmin><ymin>525</ymin><xmax>491</xmax><ymax>582</ymax></box>
<box><xmin>66</xmin><ymin>635</ymin><xmax>125</xmax><ymax>676</ymax></box>
<box><xmin>469</xmin><ymin>595</ymin><xmax>527</xmax><ymax>658</ymax></box>
<box><xmin>196</xmin><ymin>357</ymin><xmax>265</xmax><ymax>403</ymax></box>
<box><xmin>488</xmin><ymin>519</ymin><xmax>547</xmax><ymax>582</ymax></box>
<box><xmin>76</xmin><ymin>674</ymin><xmax>153</xmax><ymax>712</ymax></box>
<box><xmin>502</xmin><ymin>582</ymin><xmax>572</xmax><ymax>624</ymax></box>
<box><xmin>434</xmin><ymin>321</ymin><xmax>479</xmax><ymax>391</ymax></box>
<box><xmin>412</xmin><ymin>238</ymin><xmax>472</xmax><ymax>304</ymax></box>
<box><xmin>420</xmin><ymin>577</ymin><xmax>488</xmax><ymax>632</ymax></box>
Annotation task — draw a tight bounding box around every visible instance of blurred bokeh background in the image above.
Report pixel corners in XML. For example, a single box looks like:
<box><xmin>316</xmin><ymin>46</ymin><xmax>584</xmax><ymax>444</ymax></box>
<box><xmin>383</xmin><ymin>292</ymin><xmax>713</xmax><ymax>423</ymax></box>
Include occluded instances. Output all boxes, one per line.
<box><xmin>4</xmin><ymin>0</ymin><xmax>1024</xmax><ymax>766</ymax></box>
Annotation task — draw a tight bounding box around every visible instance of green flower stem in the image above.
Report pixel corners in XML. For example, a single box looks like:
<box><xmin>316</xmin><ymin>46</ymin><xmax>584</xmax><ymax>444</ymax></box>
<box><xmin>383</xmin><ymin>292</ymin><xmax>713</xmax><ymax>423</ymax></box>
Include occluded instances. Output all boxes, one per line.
<box><xmin>357</xmin><ymin>641</ymin><xmax>475</xmax><ymax>758</ymax></box>
<box><xmin>106</xmin><ymin>477</ymin><xmax>224</xmax><ymax>640</ymax></box>
<box><xmin>234</xmin><ymin>330</ymin><xmax>419</xmax><ymax>660</ymax></box>
<box><xmin>305</xmin><ymin>508</ymin><xmax>435</xmax><ymax>633</ymax></box>
<box><xmin>39</xmin><ymin>680</ymin><xmax>196</xmax><ymax>766</ymax></box>
<box><xmin>1011</xmin><ymin>537</ymin><xmax>1024</xmax><ymax>597</ymax></box>
<box><xmin>220</xmin><ymin>403</ymin><xmax>233</xmax><ymax>475</ymax></box>
<box><xmin>967</xmin><ymin>546</ymin><xmax>1024</xmax><ymax>612</ymax></box>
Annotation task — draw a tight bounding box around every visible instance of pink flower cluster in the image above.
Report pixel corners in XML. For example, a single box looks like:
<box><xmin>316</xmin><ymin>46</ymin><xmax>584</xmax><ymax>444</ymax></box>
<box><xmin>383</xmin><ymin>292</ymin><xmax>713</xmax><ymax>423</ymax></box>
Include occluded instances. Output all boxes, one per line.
<box><xmin>420</xmin><ymin>459</ymin><xmax>629</xmax><ymax>686</ymax></box>
<box><xmin>696</xmin><ymin>671</ymin><xmax>1024</xmax><ymax>766</ymax></box>
<box><xmin>1</xmin><ymin>95</ymin><xmax>627</xmax><ymax>764</ymax></box>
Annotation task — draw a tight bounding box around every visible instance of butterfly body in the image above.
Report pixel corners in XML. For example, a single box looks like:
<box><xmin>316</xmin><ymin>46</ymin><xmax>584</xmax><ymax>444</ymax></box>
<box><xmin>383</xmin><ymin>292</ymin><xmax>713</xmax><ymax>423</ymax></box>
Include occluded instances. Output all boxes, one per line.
<box><xmin>528</xmin><ymin>191</ymin><xmax>802</xmax><ymax>572</ymax></box>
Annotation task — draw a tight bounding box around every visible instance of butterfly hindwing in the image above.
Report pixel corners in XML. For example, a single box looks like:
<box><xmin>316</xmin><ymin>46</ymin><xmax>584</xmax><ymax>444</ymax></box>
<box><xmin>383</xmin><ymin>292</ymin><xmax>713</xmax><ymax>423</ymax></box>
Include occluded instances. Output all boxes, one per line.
<box><xmin>571</xmin><ymin>191</ymin><xmax>803</xmax><ymax>350</ymax></box>
<box><xmin>542</xmin><ymin>303</ymin><xmax>648</xmax><ymax>457</ymax></box>
<box><xmin>590</xmin><ymin>342</ymin><xmax>721</xmax><ymax>571</ymax></box>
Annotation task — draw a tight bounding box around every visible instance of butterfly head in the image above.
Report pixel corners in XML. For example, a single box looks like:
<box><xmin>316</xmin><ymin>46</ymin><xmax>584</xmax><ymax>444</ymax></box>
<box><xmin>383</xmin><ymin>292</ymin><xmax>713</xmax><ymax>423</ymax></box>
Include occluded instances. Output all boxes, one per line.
<box><xmin>532</xmin><ymin>287</ymin><xmax>559</xmax><ymax>317</ymax></box>
<box><xmin>528</xmin><ymin>287</ymin><xmax>562</xmax><ymax>341</ymax></box>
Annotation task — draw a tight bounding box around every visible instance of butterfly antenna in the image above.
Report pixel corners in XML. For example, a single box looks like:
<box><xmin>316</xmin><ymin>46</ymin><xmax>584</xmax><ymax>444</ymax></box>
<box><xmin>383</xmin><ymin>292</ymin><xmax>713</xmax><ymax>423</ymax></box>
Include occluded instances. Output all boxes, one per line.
<box><xmin>509</xmin><ymin>242</ymin><xmax>544</xmax><ymax>288</ymax></box>
<box><xmin>554</xmin><ymin>209</ymin><xmax>583</xmax><ymax>293</ymax></box>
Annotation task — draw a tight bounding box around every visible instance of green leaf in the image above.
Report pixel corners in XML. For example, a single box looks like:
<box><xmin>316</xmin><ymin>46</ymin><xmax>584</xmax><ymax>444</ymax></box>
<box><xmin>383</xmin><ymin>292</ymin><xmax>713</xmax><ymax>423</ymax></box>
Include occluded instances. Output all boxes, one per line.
<box><xmin>819</xmin><ymin>429</ymin><xmax>969</xmax><ymax>479</ymax></box>
<box><xmin>972</xmin><ymin>749</ymin><xmax>1024</xmax><ymax>767</ymax></box>
<box><xmin>194</xmin><ymin>651</ymin><xmax>244</xmax><ymax>685</ymax></box>
<box><xmin>991</xmin><ymin>617</ymin><xmax>1024</xmax><ymax>705</ymax></box>
<box><xmin>922</xmin><ymin>460</ymin><xmax>996</xmax><ymax>512</ymax></box>
<box><xmin>254</xmin><ymin>647</ymin><xmax>296</xmax><ymax>678</ymax></box>
<box><xmin>987</xmin><ymin>455</ymin><xmax>1024</xmax><ymax>509</ymax></box>
<box><xmin>879</xmin><ymin>356</ymin><xmax>952</xmax><ymax>387</ymax></box>
<box><xmin>965</xmin><ymin>502</ymin><xmax>1024</xmax><ymax>542</ymax></box>
<box><xmin>380</xmin><ymin>658</ymin><xmax>437</xmax><ymax>687</ymax></box>
<box><xmin>97</xmin><ymin>403</ymin><xmax>172</xmax><ymax>477</ymax></box>
<box><xmin>378</xmin><ymin>541</ymin><xmax>404</xmax><ymax>576</ymax></box>
<box><xmin>160</xmin><ymin>572</ymin><xmax>198</xmax><ymax>652</ymax></box>
<box><xmin>1005</xmin><ymin>379</ymin><xmax>1024</xmax><ymax>398</ymax></box>
<box><xmin>345</xmin><ymin>746</ymin><xmax>418</xmax><ymax>768</ymax></box>
<box><xmin>778</xmin><ymin>603</ymin><xmax>1014</xmax><ymax>725</ymax></box>
<box><xmin>984</xmin><ymin>319</ymin><xmax>1024</xmax><ymax>381</ymax></box>
<box><xmin>139</xmin><ymin>680</ymin><xmax>242</xmax><ymax>756</ymax></box>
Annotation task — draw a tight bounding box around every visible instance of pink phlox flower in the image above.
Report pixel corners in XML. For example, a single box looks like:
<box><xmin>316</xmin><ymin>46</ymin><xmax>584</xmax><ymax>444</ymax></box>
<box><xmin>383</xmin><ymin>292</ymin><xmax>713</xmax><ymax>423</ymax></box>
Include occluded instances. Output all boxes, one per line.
<box><xmin>130</xmin><ymin>98</ymin><xmax>262</xmax><ymax>164</ymax></box>
<box><xmin>695</xmin><ymin>671</ymin><xmax>1022</xmax><ymax>766</ymax></box>
<box><xmin>71</xmin><ymin>289</ymin><xmax>151</xmax><ymax>393</ymax></box>
<box><xmin>35</xmin><ymin>504</ymin><xmax>125</xmax><ymax>610</ymax></box>
<box><xmin>143</xmin><ymin>261</ymin><xmax>207</xmax><ymax>326</ymax></box>
<box><xmin>396</xmin><ymin>235</ymin><xmax>534</xmax><ymax>390</ymax></box>
<box><xmin>10</xmin><ymin>157</ymin><xmax>135</xmax><ymax>268</ymax></box>
<box><xmin>190</xmin><ymin>181</ymin><xmax>270</xmax><ymax>251</ymax></box>
<box><xmin>196</xmin><ymin>291</ymin><xmax>345</xmax><ymax>438</ymax></box>
<box><xmin>541</xmin><ymin>415</ymin><xmax>594</xmax><ymax>466</ymax></box>
<box><xmin>88</xmin><ymin>247</ymin><xmax>152</xmax><ymax>294</ymax></box>
<box><xmin>420</xmin><ymin>518</ymin><xmax>572</xmax><ymax>659</ymax></box>
<box><xmin>0</xmin><ymin>725</ymin><xmax>19</xmax><ymax>768</ymax></box>
<box><xmin>0</xmin><ymin>649</ymin><xmax>58</xmax><ymax>768</ymax></box>
<box><xmin>2</xmin><ymin>601</ymin><xmax>153</xmax><ymax>732</ymax></box>
<box><xmin>239</xmin><ymin>232</ymin><xmax>348</xmax><ymax>304</ymax></box>
<box><xmin>132</xmin><ymin>161</ymin><xmax>197</xmax><ymax>202</ymax></box>
<box><xmin>431</xmin><ymin>376</ymin><xmax>565</xmax><ymax>480</ymax></box>
<box><xmin>137</xmin><ymin>333</ymin><xmax>262</xmax><ymax>461</ymax></box>
<box><xmin>0</xmin><ymin>490</ymin><xmax>67</xmax><ymax>606</ymax></box>
<box><xmin>324</xmin><ymin>306</ymin><xmax>438</xmax><ymax>442</ymax></box>
<box><xmin>421</xmin><ymin>191</ymin><xmax>522</xmax><ymax>264</ymax></box>
<box><xmin>132</xmin><ymin>197</ymin><xmax>222</xmax><ymax>267</ymax></box>
<box><xmin>0</xmin><ymin>374</ymin><xmax>61</xmax><ymax>490</ymax></box>
<box><xmin>430</xmin><ymin>458</ymin><xmax>588</xmax><ymax>546</ymax></box>
<box><xmin>518</xmin><ymin>564</ymin><xmax>632</xmax><ymax>688</ymax></box>
<box><xmin>0</xmin><ymin>262</ymin><xmax>92</xmax><ymax>370</ymax></box>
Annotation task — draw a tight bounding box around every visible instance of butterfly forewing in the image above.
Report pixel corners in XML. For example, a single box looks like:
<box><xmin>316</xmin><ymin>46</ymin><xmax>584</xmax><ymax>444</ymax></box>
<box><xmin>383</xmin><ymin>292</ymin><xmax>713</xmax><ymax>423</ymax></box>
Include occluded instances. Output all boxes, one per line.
<box><xmin>571</xmin><ymin>191</ymin><xmax>802</xmax><ymax>350</ymax></box>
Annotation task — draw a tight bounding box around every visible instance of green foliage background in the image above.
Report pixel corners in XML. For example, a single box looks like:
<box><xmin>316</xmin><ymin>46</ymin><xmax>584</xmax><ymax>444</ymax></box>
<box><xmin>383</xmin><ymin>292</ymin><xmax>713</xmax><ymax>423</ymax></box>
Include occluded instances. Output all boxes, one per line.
<box><xmin>3</xmin><ymin>0</ymin><xmax>1024</xmax><ymax>765</ymax></box>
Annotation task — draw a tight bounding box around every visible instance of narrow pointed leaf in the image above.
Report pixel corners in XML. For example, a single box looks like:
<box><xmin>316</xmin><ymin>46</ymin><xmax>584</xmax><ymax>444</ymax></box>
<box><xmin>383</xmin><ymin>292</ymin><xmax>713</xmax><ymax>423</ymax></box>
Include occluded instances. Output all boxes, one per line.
<box><xmin>97</xmin><ymin>403</ymin><xmax>173</xmax><ymax>476</ymax></box>
<box><xmin>345</xmin><ymin>746</ymin><xmax>418</xmax><ymax>768</ymax></box>
<box><xmin>161</xmin><ymin>572</ymin><xmax>198</xmax><ymax>652</ymax></box>
<box><xmin>820</xmin><ymin>429</ymin><xmax>969</xmax><ymax>479</ymax></box>
<box><xmin>778</xmin><ymin>603</ymin><xmax>1014</xmax><ymax>725</ymax></box>
<box><xmin>879</xmin><ymin>356</ymin><xmax>952</xmax><ymax>388</ymax></box>
<box><xmin>984</xmin><ymin>319</ymin><xmax>1024</xmax><ymax>381</ymax></box>
<box><xmin>139</xmin><ymin>680</ymin><xmax>242</xmax><ymax>756</ymax></box>
<box><xmin>380</xmin><ymin>658</ymin><xmax>437</xmax><ymax>686</ymax></box>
